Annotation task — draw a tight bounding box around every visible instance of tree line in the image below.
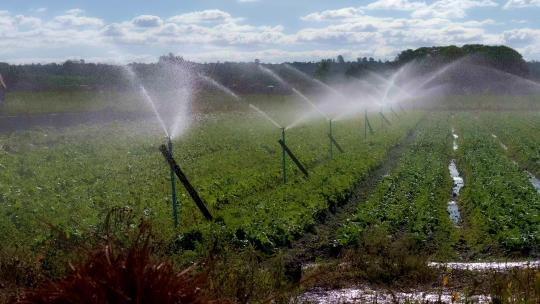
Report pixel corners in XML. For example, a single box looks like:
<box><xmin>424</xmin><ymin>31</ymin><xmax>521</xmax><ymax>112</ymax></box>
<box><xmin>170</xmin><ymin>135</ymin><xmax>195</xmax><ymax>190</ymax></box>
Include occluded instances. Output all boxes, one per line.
<box><xmin>0</xmin><ymin>45</ymin><xmax>538</xmax><ymax>93</ymax></box>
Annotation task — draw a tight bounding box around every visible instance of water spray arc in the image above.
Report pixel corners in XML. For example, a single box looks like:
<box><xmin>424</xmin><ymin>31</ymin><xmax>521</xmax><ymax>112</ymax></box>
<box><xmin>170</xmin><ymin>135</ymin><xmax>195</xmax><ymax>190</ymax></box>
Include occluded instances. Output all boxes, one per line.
<box><xmin>159</xmin><ymin>145</ymin><xmax>213</xmax><ymax>221</ymax></box>
<box><xmin>248</xmin><ymin>104</ymin><xmax>308</xmax><ymax>182</ymax></box>
<box><xmin>261</xmin><ymin>65</ymin><xmax>350</xmax><ymax>160</ymax></box>
<box><xmin>197</xmin><ymin>72</ymin><xmax>308</xmax><ymax>185</ymax></box>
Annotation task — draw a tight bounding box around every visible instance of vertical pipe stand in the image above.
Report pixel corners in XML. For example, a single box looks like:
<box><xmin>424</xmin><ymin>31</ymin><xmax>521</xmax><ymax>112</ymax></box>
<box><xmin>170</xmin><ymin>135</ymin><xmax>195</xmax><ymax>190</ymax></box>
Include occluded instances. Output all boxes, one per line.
<box><xmin>364</xmin><ymin>109</ymin><xmax>368</xmax><ymax>139</ymax></box>
<box><xmin>168</xmin><ymin>137</ymin><xmax>179</xmax><ymax>228</ymax></box>
<box><xmin>329</xmin><ymin>119</ymin><xmax>333</xmax><ymax>160</ymax></box>
<box><xmin>281</xmin><ymin>128</ymin><xmax>287</xmax><ymax>184</ymax></box>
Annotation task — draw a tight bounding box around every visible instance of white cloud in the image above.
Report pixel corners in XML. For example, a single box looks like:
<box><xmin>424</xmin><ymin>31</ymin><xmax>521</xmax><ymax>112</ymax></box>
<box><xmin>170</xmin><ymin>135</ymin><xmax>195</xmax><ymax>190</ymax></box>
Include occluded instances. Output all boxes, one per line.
<box><xmin>51</xmin><ymin>9</ymin><xmax>104</xmax><ymax>27</ymax></box>
<box><xmin>501</xmin><ymin>28</ymin><xmax>540</xmax><ymax>59</ymax></box>
<box><xmin>66</xmin><ymin>9</ymin><xmax>85</xmax><ymax>16</ymax></box>
<box><xmin>0</xmin><ymin>5</ymin><xmax>539</xmax><ymax>63</ymax></box>
<box><xmin>15</xmin><ymin>15</ymin><xmax>42</xmax><ymax>27</ymax></box>
<box><xmin>504</xmin><ymin>0</ymin><xmax>540</xmax><ymax>8</ymax></box>
<box><xmin>364</xmin><ymin>0</ymin><xmax>498</xmax><ymax>19</ymax></box>
<box><xmin>302</xmin><ymin>7</ymin><xmax>364</xmax><ymax>21</ymax></box>
<box><xmin>132</xmin><ymin>15</ymin><xmax>163</xmax><ymax>27</ymax></box>
<box><xmin>502</xmin><ymin>28</ymin><xmax>540</xmax><ymax>46</ymax></box>
<box><xmin>168</xmin><ymin>9</ymin><xmax>237</xmax><ymax>24</ymax></box>
<box><xmin>365</xmin><ymin>0</ymin><xmax>425</xmax><ymax>11</ymax></box>
<box><xmin>412</xmin><ymin>0</ymin><xmax>498</xmax><ymax>19</ymax></box>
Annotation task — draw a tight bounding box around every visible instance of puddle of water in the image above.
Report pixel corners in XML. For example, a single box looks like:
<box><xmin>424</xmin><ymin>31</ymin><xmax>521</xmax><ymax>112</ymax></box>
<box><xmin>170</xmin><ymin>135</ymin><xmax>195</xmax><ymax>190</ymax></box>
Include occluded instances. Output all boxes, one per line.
<box><xmin>447</xmin><ymin>160</ymin><xmax>463</xmax><ymax>225</ymax></box>
<box><xmin>429</xmin><ymin>260</ymin><xmax>540</xmax><ymax>271</ymax></box>
<box><xmin>447</xmin><ymin>201</ymin><xmax>460</xmax><ymax>224</ymax></box>
<box><xmin>298</xmin><ymin>287</ymin><xmax>491</xmax><ymax>304</ymax></box>
<box><xmin>452</xmin><ymin>128</ymin><xmax>459</xmax><ymax>151</ymax></box>
<box><xmin>526</xmin><ymin>171</ymin><xmax>540</xmax><ymax>193</ymax></box>
<box><xmin>449</xmin><ymin>160</ymin><xmax>464</xmax><ymax>197</ymax></box>
<box><xmin>299</xmin><ymin>260</ymin><xmax>538</xmax><ymax>303</ymax></box>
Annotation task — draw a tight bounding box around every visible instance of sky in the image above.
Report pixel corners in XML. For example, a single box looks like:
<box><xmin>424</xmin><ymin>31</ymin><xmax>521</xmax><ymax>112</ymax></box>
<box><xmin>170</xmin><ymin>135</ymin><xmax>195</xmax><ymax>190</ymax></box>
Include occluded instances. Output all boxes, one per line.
<box><xmin>1</xmin><ymin>0</ymin><xmax>540</xmax><ymax>63</ymax></box>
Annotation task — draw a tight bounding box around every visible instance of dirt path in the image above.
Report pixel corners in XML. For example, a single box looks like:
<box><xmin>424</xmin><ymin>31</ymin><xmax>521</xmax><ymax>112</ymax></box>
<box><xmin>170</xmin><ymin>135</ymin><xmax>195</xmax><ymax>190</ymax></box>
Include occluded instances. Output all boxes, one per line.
<box><xmin>0</xmin><ymin>110</ymin><xmax>151</xmax><ymax>133</ymax></box>
<box><xmin>284</xmin><ymin>119</ymin><xmax>422</xmax><ymax>268</ymax></box>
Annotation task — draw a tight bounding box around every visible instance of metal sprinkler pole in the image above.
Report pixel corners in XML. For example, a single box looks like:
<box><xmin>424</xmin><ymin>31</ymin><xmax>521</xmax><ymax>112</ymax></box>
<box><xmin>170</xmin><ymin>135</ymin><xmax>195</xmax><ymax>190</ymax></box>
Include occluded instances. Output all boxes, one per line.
<box><xmin>159</xmin><ymin>145</ymin><xmax>213</xmax><ymax>221</ymax></box>
<box><xmin>390</xmin><ymin>106</ymin><xmax>400</xmax><ymax>119</ymax></box>
<box><xmin>380</xmin><ymin>106</ymin><xmax>384</xmax><ymax>130</ymax></box>
<box><xmin>329</xmin><ymin>119</ymin><xmax>333</xmax><ymax>160</ymax></box>
<box><xmin>167</xmin><ymin>137</ymin><xmax>179</xmax><ymax>228</ymax></box>
<box><xmin>281</xmin><ymin>128</ymin><xmax>287</xmax><ymax>183</ymax></box>
<box><xmin>364</xmin><ymin>109</ymin><xmax>374</xmax><ymax>138</ymax></box>
<box><xmin>364</xmin><ymin>109</ymin><xmax>367</xmax><ymax>139</ymax></box>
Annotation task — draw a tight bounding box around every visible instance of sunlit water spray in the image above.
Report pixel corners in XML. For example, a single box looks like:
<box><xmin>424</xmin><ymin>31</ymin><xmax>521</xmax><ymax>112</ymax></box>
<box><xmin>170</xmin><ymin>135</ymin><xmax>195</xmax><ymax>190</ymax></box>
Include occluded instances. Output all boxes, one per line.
<box><xmin>139</xmin><ymin>85</ymin><xmax>170</xmax><ymax>137</ymax></box>
<box><xmin>258</xmin><ymin>65</ymin><xmax>290</xmax><ymax>87</ymax></box>
<box><xmin>283</xmin><ymin>63</ymin><xmax>345</xmax><ymax>99</ymax></box>
<box><xmin>475</xmin><ymin>65</ymin><xmax>540</xmax><ymax>92</ymax></box>
<box><xmin>367</xmin><ymin>71</ymin><xmax>413</xmax><ymax>101</ymax></box>
<box><xmin>197</xmin><ymin>72</ymin><xmax>284</xmax><ymax>130</ymax></box>
<box><xmin>198</xmin><ymin>74</ymin><xmax>241</xmax><ymax>101</ymax></box>
<box><xmin>124</xmin><ymin>66</ymin><xmax>170</xmax><ymax>137</ymax></box>
<box><xmin>249</xmin><ymin>104</ymin><xmax>283</xmax><ymax>129</ymax></box>
<box><xmin>258</xmin><ymin>64</ymin><xmax>330</xmax><ymax>129</ymax></box>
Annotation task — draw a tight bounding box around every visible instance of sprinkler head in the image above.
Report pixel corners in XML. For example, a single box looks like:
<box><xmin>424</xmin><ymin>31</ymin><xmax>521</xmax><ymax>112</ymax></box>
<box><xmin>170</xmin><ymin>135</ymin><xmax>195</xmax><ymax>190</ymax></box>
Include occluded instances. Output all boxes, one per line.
<box><xmin>166</xmin><ymin>136</ymin><xmax>173</xmax><ymax>152</ymax></box>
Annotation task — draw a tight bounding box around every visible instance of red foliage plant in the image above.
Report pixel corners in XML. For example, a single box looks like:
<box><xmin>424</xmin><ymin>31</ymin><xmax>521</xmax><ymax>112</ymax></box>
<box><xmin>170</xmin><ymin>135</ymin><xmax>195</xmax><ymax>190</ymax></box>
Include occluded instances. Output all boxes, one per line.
<box><xmin>16</xmin><ymin>222</ymin><xmax>224</xmax><ymax>304</ymax></box>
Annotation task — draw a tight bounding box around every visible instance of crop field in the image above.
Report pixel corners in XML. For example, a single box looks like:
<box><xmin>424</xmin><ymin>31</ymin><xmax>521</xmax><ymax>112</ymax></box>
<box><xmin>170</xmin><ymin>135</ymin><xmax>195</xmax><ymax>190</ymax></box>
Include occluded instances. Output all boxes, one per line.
<box><xmin>1</xmin><ymin>91</ymin><xmax>540</xmax><ymax>302</ymax></box>
<box><xmin>0</xmin><ymin>101</ymin><xmax>422</xmax><ymax>255</ymax></box>
<box><xmin>2</xmin><ymin>3</ymin><xmax>540</xmax><ymax>299</ymax></box>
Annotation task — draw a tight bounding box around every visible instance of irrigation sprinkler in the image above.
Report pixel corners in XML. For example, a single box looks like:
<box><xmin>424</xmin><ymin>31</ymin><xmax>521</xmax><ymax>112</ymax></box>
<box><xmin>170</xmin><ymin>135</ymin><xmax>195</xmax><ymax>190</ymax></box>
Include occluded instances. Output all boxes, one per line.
<box><xmin>159</xmin><ymin>145</ymin><xmax>213</xmax><ymax>221</ymax></box>
<box><xmin>390</xmin><ymin>107</ymin><xmax>400</xmax><ymax>119</ymax></box>
<box><xmin>379</xmin><ymin>111</ymin><xmax>392</xmax><ymax>127</ymax></box>
<box><xmin>167</xmin><ymin>137</ymin><xmax>179</xmax><ymax>228</ymax></box>
<box><xmin>365</xmin><ymin>109</ymin><xmax>374</xmax><ymax>139</ymax></box>
<box><xmin>328</xmin><ymin>119</ymin><xmax>344</xmax><ymax>159</ymax></box>
<box><xmin>278</xmin><ymin>138</ymin><xmax>309</xmax><ymax>178</ymax></box>
<box><xmin>247</xmin><ymin>104</ymin><xmax>293</xmax><ymax>183</ymax></box>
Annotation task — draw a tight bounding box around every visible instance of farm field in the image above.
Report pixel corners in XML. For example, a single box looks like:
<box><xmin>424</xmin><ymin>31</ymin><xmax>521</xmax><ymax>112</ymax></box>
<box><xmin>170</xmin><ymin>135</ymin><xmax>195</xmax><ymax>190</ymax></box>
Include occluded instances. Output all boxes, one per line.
<box><xmin>1</xmin><ymin>93</ymin><xmax>540</xmax><ymax>302</ymax></box>
<box><xmin>0</xmin><ymin>100</ymin><xmax>421</xmax><ymax>258</ymax></box>
<box><xmin>2</xmin><ymin>3</ymin><xmax>540</xmax><ymax>300</ymax></box>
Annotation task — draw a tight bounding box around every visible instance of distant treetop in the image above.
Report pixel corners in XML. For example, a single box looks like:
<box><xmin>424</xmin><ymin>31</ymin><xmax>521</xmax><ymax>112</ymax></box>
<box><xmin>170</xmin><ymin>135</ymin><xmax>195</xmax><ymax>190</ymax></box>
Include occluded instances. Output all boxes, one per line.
<box><xmin>395</xmin><ymin>45</ymin><xmax>529</xmax><ymax>77</ymax></box>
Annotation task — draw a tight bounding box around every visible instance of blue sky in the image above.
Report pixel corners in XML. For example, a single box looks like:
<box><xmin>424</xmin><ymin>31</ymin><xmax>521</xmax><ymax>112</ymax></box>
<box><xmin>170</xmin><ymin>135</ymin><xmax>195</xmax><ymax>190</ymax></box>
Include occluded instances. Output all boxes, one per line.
<box><xmin>1</xmin><ymin>0</ymin><xmax>540</xmax><ymax>63</ymax></box>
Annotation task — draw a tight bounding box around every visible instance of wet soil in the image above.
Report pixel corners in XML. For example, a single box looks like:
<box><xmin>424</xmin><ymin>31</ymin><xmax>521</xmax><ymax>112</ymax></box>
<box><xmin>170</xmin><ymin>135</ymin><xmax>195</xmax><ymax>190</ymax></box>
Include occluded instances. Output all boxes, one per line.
<box><xmin>0</xmin><ymin>110</ymin><xmax>151</xmax><ymax>133</ymax></box>
<box><xmin>284</xmin><ymin>118</ymin><xmax>422</xmax><ymax>266</ymax></box>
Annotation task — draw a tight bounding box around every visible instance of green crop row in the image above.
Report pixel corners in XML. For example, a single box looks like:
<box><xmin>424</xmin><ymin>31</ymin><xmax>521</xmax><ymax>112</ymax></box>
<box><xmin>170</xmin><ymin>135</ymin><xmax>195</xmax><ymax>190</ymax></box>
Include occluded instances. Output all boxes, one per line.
<box><xmin>0</xmin><ymin>109</ymin><xmax>422</xmax><ymax>260</ymax></box>
<box><xmin>337</xmin><ymin>114</ymin><xmax>457</xmax><ymax>257</ymax></box>
<box><xmin>455</xmin><ymin>113</ymin><xmax>540</xmax><ymax>255</ymax></box>
<box><xmin>478</xmin><ymin>112</ymin><xmax>540</xmax><ymax>178</ymax></box>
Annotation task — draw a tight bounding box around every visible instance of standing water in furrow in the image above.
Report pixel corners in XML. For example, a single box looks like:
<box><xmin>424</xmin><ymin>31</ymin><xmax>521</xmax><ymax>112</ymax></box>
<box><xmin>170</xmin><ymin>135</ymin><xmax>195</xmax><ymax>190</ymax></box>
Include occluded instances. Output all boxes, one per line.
<box><xmin>451</xmin><ymin>127</ymin><xmax>459</xmax><ymax>151</ymax></box>
<box><xmin>448</xmin><ymin>127</ymin><xmax>463</xmax><ymax>225</ymax></box>
<box><xmin>447</xmin><ymin>160</ymin><xmax>463</xmax><ymax>225</ymax></box>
